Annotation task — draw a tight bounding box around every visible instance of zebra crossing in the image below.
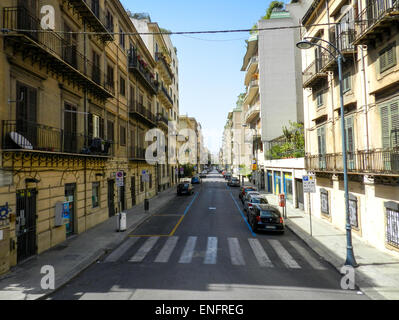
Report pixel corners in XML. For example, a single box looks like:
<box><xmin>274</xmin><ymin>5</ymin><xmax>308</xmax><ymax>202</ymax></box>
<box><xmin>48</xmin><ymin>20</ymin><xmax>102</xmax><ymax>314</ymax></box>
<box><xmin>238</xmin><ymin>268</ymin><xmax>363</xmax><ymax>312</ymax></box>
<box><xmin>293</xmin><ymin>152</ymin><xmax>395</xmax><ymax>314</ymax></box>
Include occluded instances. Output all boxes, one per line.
<box><xmin>103</xmin><ymin>236</ymin><xmax>327</xmax><ymax>270</ymax></box>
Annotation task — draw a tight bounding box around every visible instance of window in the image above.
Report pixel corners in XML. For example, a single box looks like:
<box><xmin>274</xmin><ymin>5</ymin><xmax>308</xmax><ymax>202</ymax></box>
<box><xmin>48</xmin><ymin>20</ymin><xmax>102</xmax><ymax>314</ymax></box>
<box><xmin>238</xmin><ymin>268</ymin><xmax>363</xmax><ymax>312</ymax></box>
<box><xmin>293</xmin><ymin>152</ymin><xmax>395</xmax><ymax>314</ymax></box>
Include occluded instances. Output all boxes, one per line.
<box><xmin>120</xmin><ymin>125</ymin><xmax>126</xmax><ymax>146</ymax></box>
<box><xmin>119</xmin><ymin>28</ymin><xmax>125</xmax><ymax>49</ymax></box>
<box><xmin>88</xmin><ymin>114</ymin><xmax>104</xmax><ymax>139</ymax></box>
<box><xmin>107</xmin><ymin>120</ymin><xmax>114</xmax><ymax>143</ymax></box>
<box><xmin>320</xmin><ymin>188</ymin><xmax>329</xmax><ymax>215</ymax></box>
<box><xmin>380</xmin><ymin>100</ymin><xmax>399</xmax><ymax>149</ymax></box>
<box><xmin>317</xmin><ymin>126</ymin><xmax>326</xmax><ymax>169</ymax></box>
<box><xmin>343</xmin><ymin>72</ymin><xmax>351</xmax><ymax>93</ymax></box>
<box><xmin>349</xmin><ymin>194</ymin><xmax>359</xmax><ymax>229</ymax></box>
<box><xmin>92</xmin><ymin>182</ymin><xmax>100</xmax><ymax>208</ymax></box>
<box><xmin>316</xmin><ymin>90</ymin><xmax>324</xmax><ymax>107</ymax></box>
<box><xmin>345</xmin><ymin>116</ymin><xmax>355</xmax><ymax>169</ymax></box>
<box><xmin>106</xmin><ymin>10</ymin><xmax>114</xmax><ymax>33</ymax></box>
<box><xmin>120</xmin><ymin>76</ymin><xmax>126</xmax><ymax>96</ymax></box>
<box><xmin>385</xmin><ymin>202</ymin><xmax>399</xmax><ymax>249</ymax></box>
<box><xmin>379</xmin><ymin>42</ymin><xmax>396</xmax><ymax>73</ymax></box>
<box><xmin>107</xmin><ymin>65</ymin><xmax>114</xmax><ymax>89</ymax></box>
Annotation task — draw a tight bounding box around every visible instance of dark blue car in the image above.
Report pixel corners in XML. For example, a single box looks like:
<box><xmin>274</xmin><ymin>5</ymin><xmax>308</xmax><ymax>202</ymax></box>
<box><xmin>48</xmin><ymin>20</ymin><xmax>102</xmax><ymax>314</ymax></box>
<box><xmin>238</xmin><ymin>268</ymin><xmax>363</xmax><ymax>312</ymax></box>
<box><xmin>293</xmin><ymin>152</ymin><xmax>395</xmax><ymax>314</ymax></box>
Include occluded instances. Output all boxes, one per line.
<box><xmin>191</xmin><ymin>176</ymin><xmax>201</xmax><ymax>184</ymax></box>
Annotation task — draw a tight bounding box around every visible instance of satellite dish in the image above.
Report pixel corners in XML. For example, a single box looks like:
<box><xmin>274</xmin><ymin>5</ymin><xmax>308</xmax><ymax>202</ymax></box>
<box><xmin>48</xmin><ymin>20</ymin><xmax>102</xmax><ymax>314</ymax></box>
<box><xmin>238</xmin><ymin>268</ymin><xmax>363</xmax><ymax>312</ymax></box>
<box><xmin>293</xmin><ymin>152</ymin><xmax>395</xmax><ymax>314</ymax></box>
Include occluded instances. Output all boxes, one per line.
<box><xmin>9</xmin><ymin>132</ymin><xmax>33</xmax><ymax>150</ymax></box>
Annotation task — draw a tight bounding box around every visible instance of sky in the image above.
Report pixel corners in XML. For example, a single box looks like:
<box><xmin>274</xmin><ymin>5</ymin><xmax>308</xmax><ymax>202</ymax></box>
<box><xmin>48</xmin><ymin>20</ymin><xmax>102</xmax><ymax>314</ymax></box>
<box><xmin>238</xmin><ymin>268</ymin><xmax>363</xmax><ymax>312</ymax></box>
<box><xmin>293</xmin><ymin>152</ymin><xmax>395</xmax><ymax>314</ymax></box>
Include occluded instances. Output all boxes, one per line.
<box><xmin>120</xmin><ymin>0</ymin><xmax>275</xmax><ymax>155</ymax></box>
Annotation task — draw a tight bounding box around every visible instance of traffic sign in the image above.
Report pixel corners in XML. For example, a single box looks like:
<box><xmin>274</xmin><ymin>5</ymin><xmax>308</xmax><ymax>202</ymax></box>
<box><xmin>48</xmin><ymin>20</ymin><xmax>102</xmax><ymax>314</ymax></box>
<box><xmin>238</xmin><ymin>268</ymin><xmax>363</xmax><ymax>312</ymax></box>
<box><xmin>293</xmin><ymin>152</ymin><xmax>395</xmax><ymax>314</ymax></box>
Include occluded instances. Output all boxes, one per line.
<box><xmin>303</xmin><ymin>174</ymin><xmax>316</xmax><ymax>193</ymax></box>
<box><xmin>116</xmin><ymin>171</ymin><xmax>124</xmax><ymax>187</ymax></box>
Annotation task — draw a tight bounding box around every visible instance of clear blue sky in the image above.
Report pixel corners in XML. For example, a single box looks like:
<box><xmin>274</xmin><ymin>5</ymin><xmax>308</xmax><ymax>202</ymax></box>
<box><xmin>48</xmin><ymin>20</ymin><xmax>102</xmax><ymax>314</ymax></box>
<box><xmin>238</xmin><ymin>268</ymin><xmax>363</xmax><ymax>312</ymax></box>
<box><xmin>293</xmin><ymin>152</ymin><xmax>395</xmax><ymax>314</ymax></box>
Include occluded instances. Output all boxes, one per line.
<box><xmin>121</xmin><ymin>0</ymin><xmax>275</xmax><ymax>155</ymax></box>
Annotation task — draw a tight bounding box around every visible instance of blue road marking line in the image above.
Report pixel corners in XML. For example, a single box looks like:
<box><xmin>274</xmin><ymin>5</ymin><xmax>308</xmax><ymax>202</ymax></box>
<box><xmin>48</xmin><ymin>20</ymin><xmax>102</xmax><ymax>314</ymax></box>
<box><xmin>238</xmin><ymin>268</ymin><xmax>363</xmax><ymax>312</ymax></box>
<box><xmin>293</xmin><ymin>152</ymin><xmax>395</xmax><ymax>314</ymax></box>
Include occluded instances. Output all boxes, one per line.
<box><xmin>230</xmin><ymin>192</ymin><xmax>256</xmax><ymax>237</ymax></box>
<box><xmin>183</xmin><ymin>192</ymin><xmax>199</xmax><ymax>216</ymax></box>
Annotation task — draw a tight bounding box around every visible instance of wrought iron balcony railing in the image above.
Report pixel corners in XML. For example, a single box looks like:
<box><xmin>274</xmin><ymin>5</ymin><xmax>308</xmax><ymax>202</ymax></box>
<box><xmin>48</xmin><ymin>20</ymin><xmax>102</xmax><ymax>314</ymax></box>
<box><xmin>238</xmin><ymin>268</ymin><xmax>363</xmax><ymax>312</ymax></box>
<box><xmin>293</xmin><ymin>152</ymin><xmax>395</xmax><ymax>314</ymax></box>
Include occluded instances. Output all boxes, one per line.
<box><xmin>354</xmin><ymin>0</ymin><xmax>399</xmax><ymax>45</ymax></box>
<box><xmin>128</xmin><ymin>52</ymin><xmax>158</xmax><ymax>95</ymax></box>
<box><xmin>2</xmin><ymin>120</ymin><xmax>113</xmax><ymax>156</ymax></box>
<box><xmin>130</xmin><ymin>146</ymin><xmax>146</xmax><ymax>160</ymax></box>
<box><xmin>129</xmin><ymin>101</ymin><xmax>156</xmax><ymax>126</ymax></box>
<box><xmin>155</xmin><ymin>52</ymin><xmax>174</xmax><ymax>82</ymax></box>
<box><xmin>305</xmin><ymin>148</ymin><xmax>399</xmax><ymax>174</ymax></box>
<box><xmin>3</xmin><ymin>7</ymin><xmax>113</xmax><ymax>98</ymax></box>
<box><xmin>302</xmin><ymin>58</ymin><xmax>328</xmax><ymax>88</ymax></box>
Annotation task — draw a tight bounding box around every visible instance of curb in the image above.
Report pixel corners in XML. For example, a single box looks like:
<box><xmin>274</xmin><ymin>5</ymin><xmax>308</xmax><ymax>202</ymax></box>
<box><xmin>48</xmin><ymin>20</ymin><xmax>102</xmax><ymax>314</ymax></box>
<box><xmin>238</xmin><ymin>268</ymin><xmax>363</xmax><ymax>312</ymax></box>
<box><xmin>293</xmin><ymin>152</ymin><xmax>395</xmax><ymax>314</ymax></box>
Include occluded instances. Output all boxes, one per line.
<box><xmin>285</xmin><ymin>220</ymin><xmax>386</xmax><ymax>300</ymax></box>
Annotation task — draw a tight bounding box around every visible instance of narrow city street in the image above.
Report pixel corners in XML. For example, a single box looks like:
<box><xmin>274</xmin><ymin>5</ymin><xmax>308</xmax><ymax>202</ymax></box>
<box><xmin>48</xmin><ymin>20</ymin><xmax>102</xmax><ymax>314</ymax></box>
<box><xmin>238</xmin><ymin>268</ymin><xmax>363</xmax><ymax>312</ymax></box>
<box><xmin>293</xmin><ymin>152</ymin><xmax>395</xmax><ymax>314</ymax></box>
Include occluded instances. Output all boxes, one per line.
<box><xmin>48</xmin><ymin>171</ymin><xmax>369</xmax><ymax>300</ymax></box>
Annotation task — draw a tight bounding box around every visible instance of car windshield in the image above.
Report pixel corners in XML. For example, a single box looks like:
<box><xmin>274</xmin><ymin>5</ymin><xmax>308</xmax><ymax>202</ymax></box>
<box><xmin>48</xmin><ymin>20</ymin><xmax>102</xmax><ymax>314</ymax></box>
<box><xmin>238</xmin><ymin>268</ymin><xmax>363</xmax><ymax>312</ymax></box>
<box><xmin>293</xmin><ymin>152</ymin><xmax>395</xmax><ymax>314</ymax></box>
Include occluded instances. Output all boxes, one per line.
<box><xmin>260</xmin><ymin>209</ymin><xmax>280</xmax><ymax>218</ymax></box>
<box><xmin>183</xmin><ymin>184</ymin><xmax>189</xmax><ymax>188</ymax></box>
<box><xmin>251</xmin><ymin>198</ymin><xmax>267</xmax><ymax>204</ymax></box>
<box><xmin>232</xmin><ymin>178</ymin><xmax>239</xmax><ymax>182</ymax></box>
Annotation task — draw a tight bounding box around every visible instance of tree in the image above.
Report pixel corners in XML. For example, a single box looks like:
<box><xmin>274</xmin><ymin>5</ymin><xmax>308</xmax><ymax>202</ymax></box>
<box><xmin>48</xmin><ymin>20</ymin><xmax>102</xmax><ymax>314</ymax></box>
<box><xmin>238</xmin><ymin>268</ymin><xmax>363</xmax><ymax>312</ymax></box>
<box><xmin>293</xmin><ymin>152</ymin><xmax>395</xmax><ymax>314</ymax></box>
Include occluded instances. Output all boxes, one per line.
<box><xmin>250</xmin><ymin>1</ymin><xmax>285</xmax><ymax>34</ymax></box>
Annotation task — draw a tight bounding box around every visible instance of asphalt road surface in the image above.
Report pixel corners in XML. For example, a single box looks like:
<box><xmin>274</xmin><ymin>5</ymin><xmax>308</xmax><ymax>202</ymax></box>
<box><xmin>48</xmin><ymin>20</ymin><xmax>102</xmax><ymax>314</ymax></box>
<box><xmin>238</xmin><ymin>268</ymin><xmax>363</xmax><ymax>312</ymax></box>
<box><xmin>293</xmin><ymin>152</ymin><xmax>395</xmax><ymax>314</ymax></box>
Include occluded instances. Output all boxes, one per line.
<box><xmin>48</xmin><ymin>171</ymin><xmax>369</xmax><ymax>300</ymax></box>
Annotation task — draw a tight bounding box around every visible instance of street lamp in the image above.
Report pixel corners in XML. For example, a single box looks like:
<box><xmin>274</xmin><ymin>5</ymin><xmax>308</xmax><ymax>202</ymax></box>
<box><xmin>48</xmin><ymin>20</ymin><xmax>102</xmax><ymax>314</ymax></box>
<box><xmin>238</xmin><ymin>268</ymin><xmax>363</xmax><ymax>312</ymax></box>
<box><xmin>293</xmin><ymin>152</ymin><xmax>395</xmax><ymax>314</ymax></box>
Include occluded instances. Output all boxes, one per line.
<box><xmin>297</xmin><ymin>37</ymin><xmax>358</xmax><ymax>267</ymax></box>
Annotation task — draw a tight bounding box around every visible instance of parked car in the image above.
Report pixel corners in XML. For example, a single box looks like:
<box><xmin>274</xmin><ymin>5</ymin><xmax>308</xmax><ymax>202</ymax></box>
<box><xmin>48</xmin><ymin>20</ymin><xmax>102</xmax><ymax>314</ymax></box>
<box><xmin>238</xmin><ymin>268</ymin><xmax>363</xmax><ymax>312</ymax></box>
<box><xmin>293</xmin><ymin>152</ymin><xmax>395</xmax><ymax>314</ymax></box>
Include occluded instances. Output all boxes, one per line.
<box><xmin>238</xmin><ymin>186</ymin><xmax>257</xmax><ymax>202</ymax></box>
<box><xmin>199</xmin><ymin>171</ymin><xmax>207</xmax><ymax>178</ymax></box>
<box><xmin>224</xmin><ymin>172</ymin><xmax>232</xmax><ymax>180</ymax></box>
<box><xmin>191</xmin><ymin>175</ymin><xmax>201</xmax><ymax>184</ymax></box>
<box><xmin>247</xmin><ymin>204</ymin><xmax>285</xmax><ymax>234</ymax></box>
<box><xmin>228</xmin><ymin>177</ymin><xmax>240</xmax><ymax>187</ymax></box>
<box><xmin>177</xmin><ymin>182</ymin><xmax>194</xmax><ymax>195</ymax></box>
<box><xmin>239</xmin><ymin>186</ymin><xmax>257</xmax><ymax>202</ymax></box>
<box><xmin>243</xmin><ymin>194</ymin><xmax>268</xmax><ymax>212</ymax></box>
<box><xmin>241</xmin><ymin>190</ymin><xmax>259</xmax><ymax>204</ymax></box>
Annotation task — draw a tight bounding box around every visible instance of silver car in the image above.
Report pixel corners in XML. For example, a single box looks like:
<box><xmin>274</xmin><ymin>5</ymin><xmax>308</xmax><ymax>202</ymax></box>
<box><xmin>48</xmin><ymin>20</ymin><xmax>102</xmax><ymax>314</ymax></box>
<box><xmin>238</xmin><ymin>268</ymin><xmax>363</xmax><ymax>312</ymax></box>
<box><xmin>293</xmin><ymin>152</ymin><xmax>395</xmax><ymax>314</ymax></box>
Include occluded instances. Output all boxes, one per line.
<box><xmin>243</xmin><ymin>191</ymin><xmax>260</xmax><ymax>204</ymax></box>
<box><xmin>244</xmin><ymin>194</ymin><xmax>268</xmax><ymax>213</ymax></box>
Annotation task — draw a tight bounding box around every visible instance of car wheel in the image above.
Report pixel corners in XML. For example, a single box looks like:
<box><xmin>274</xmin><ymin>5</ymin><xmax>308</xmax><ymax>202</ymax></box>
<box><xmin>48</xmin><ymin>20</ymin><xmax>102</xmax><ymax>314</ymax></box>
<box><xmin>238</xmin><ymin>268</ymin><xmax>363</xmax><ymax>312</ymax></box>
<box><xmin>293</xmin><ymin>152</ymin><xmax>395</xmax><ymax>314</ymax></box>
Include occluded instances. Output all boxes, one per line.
<box><xmin>279</xmin><ymin>230</ymin><xmax>285</xmax><ymax>235</ymax></box>
<box><xmin>251</xmin><ymin>221</ymin><xmax>257</xmax><ymax>233</ymax></box>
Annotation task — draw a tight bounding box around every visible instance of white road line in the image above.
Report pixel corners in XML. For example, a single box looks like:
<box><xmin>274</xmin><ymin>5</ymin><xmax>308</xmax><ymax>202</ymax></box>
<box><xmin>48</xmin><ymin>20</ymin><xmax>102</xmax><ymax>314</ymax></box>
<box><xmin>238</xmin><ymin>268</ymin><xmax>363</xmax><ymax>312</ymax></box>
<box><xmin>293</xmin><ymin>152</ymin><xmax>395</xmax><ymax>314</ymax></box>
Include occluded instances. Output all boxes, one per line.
<box><xmin>268</xmin><ymin>239</ymin><xmax>301</xmax><ymax>269</ymax></box>
<box><xmin>204</xmin><ymin>237</ymin><xmax>218</xmax><ymax>264</ymax></box>
<box><xmin>154</xmin><ymin>236</ymin><xmax>179</xmax><ymax>263</ymax></box>
<box><xmin>289</xmin><ymin>241</ymin><xmax>327</xmax><ymax>270</ymax></box>
<box><xmin>178</xmin><ymin>236</ymin><xmax>197</xmax><ymax>264</ymax></box>
<box><xmin>248</xmin><ymin>238</ymin><xmax>273</xmax><ymax>268</ymax></box>
<box><xmin>104</xmin><ymin>237</ymin><xmax>139</xmax><ymax>262</ymax></box>
<box><xmin>129</xmin><ymin>236</ymin><xmax>159</xmax><ymax>262</ymax></box>
<box><xmin>228</xmin><ymin>238</ymin><xmax>245</xmax><ymax>266</ymax></box>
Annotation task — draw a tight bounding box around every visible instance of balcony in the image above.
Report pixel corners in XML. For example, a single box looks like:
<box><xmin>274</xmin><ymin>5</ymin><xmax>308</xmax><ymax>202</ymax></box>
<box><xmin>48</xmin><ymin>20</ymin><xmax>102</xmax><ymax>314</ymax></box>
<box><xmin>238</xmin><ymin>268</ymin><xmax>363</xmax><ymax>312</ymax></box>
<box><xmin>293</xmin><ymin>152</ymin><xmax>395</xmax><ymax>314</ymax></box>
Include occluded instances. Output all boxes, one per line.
<box><xmin>156</xmin><ymin>113</ymin><xmax>169</xmax><ymax>130</ymax></box>
<box><xmin>244</xmin><ymin>79</ymin><xmax>259</xmax><ymax>104</ymax></box>
<box><xmin>155</xmin><ymin>52</ymin><xmax>174</xmax><ymax>85</ymax></box>
<box><xmin>302</xmin><ymin>58</ymin><xmax>328</xmax><ymax>88</ymax></box>
<box><xmin>320</xmin><ymin>30</ymin><xmax>357</xmax><ymax>71</ymax></box>
<box><xmin>128</xmin><ymin>52</ymin><xmax>158</xmax><ymax>95</ymax></box>
<box><xmin>130</xmin><ymin>146</ymin><xmax>146</xmax><ymax>161</ymax></box>
<box><xmin>64</xmin><ymin>0</ymin><xmax>113</xmax><ymax>42</ymax></box>
<box><xmin>2</xmin><ymin>7</ymin><xmax>113</xmax><ymax>99</ymax></box>
<box><xmin>2</xmin><ymin>120</ymin><xmax>113</xmax><ymax>157</ymax></box>
<box><xmin>245</xmin><ymin>104</ymin><xmax>260</xmax><ymax>124</ymax></box>
<box><xmin>244</xmin><ymin>56</ymin><xmax>259</xmax><ymax>86</ymax></box>
<box><xmin>305</xmin><ymin>148</ymin><xmax>399</xmax><ymax>175</ymax></box>
<box><xmin>129</xmin><ymin>101</ymin><xmax>156</xmax><ymax>128</ymax></box>
<box><xmin>157</xmin><ymin>84</ymin><xmax>174</xmax><ymax>109</ymax></box>
<box><xmin>353</xmin><ymin>0</ymin><xmax>399</xmax><ymax>45</ymax></box>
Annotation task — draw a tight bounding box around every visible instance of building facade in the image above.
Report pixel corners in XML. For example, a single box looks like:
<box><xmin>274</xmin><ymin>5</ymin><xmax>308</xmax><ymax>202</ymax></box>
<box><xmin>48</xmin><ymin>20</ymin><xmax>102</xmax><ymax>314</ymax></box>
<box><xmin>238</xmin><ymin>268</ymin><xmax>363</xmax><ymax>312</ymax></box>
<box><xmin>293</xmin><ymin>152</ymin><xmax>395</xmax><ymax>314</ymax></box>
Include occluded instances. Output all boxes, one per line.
<box><xmin>0</xmin><ymin>0</ymin><xmax>178</xmax><ymax>274</ymax></box>
<box><xmin>300</xmin><ymin>0</ymin><xmax>399</xmax><ymax>255</ymax></box>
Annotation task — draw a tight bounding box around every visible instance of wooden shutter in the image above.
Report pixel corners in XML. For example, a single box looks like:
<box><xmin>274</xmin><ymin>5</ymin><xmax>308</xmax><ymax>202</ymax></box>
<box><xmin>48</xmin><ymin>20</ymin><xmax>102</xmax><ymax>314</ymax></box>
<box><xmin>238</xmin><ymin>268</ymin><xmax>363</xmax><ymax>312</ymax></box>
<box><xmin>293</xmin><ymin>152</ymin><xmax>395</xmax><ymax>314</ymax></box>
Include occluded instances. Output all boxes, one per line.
<box><xmin>345</xmin><ymin>117</ymin><xmax>354</xmax><ymax>153</ymax></box>
<box><xmin>390</xmin><ymin>102</ymin><xmax>399</xmax><ymax>147</ymax></box>
<box><xmin>381</xmin><ymin>105</ymin><xmax>391</xmax><ymax>149</ymax></box>
<box><xmin>99</xmin><ymin>117</ymin><xmax>104</xmax><ymax>139</ymax></box>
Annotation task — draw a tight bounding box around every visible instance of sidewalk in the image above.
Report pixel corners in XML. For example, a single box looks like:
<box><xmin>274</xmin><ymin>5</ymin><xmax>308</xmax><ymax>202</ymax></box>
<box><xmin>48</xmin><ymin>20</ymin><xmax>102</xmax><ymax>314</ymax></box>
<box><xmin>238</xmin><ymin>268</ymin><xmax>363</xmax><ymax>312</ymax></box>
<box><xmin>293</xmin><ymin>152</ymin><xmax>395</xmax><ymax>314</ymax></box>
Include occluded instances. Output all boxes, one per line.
<box><xmin>248</xmin><ymin>182</ymin><xmax>399</xmax><ymax>300</ymax></box>
<box><xmin>0</xmin><ymin>186</ymin><xmax>177</xmax><ymax>300</ymax></box>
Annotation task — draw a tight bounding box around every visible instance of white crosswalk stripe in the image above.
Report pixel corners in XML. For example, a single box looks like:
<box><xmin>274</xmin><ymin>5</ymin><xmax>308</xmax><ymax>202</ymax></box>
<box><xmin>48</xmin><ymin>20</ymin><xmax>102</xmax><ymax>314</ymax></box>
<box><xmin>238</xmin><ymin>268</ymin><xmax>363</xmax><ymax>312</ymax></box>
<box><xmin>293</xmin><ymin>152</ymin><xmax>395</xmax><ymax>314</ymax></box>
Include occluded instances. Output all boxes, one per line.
<box><xmin>268</xmin><ymin>239</ymin><xmax>301</xmax><ymax>269</ymax></box>
<box><xmin>106</xmin><ymin>236</ymin><xmax>322</xmax><ymax>270</ymax></box>
<box><xmin>178</xmin><ymin>236</ymin><xmax>197</xmax><ymax>264</ymax></box>
<box><xmin>154</xmin><ymin>236</ymin><xmax>179</xmax><ymax>263</ymax></box>
<box><xmin>104</xmin><ymin>237</ymin><xmax>139</xmax><ymax>262</ymax></box>
<box><xmin>204</xmin><ymin>237</ymin><xmax>218</xmax><ymax>264</ymax></box>
<box><xmin>248</xmin><ymin>238</ymin><xmax>273</xmax><ymax>268</ymax></box>
<box><xmin>289</xmin><ymin>240</ymin><xmax>327</xmax><ymax>270</ymax></box>
<box><xmin>129</xmin><ymin>236</ymin><xmax>159</xmax><ymax>262</ymax></box>
<box><xmin>228</xmin><ymin>237</ymin><xmax>245</xmax><ymax>266</ymax></box>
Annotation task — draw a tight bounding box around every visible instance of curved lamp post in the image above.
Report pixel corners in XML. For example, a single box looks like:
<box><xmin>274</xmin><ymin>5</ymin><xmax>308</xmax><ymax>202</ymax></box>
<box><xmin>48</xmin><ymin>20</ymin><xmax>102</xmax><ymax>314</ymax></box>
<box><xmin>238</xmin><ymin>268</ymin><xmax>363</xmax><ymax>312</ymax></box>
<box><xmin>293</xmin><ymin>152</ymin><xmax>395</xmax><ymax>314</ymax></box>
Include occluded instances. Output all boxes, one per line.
<box><xmin>297</xmin><ymin>37</ymin><xmax>358</xmax><ymax>267</ymax></box>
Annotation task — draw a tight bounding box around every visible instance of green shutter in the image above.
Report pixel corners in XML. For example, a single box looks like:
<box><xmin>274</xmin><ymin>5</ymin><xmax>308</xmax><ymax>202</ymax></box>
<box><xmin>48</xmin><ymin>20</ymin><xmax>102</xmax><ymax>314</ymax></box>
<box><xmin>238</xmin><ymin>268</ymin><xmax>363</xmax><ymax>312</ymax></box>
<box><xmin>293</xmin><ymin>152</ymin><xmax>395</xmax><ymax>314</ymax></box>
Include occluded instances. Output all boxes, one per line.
<box><xmin>381</xmin><ymin>105</ymin><xmax>390</xmax><ymax>148</ymax></box>
<box><xmin>390</xmin><ymin>102</ymin><xmax>399</xmax><ymax>147</ymax></box>
<box><xmin>380</xmin><ymin>43</ymin><xmax>397</xmax><ymax>73</ymax></box>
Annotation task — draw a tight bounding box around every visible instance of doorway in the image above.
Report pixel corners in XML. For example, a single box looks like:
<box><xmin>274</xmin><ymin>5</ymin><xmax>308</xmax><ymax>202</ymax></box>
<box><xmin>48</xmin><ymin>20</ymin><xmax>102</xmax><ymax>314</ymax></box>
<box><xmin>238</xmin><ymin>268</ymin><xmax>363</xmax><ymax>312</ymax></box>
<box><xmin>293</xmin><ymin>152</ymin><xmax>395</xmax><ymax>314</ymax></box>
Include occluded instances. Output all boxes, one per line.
<box><xmin>108</xmin><ymin>179</ymin><xmax>115</xmax><ymax>217</ymax></box>
<box><xmin>16</xmin><ymin>189</ymin><xmax>37</xmax><ymax>263</ymax></box>
<box><xmin>131</xmin><ymin>176</ymin><xmax>136</xmax><ymax>206</ymax></box>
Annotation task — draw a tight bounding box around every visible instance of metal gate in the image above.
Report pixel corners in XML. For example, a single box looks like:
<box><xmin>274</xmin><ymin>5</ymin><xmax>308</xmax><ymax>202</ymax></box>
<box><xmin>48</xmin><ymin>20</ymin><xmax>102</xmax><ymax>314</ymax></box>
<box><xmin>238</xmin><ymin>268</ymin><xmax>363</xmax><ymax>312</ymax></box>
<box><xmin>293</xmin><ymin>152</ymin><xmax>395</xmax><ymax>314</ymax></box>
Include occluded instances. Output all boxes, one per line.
<box><xmin>16</xmin><ymin>189</ymin><xmax>37</xmax><ymax>263</ymax></box>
